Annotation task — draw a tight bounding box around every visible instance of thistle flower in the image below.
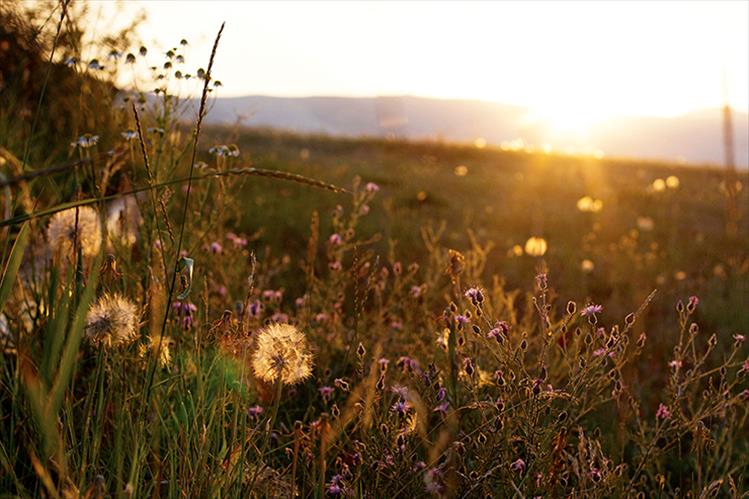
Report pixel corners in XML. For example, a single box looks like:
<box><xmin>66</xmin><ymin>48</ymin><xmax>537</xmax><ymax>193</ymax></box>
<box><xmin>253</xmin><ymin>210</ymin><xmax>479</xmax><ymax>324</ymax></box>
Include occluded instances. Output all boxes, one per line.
<box><xmin>433</xmin><ymin>401</ymin><xmax>449</xmax><ymax>414</ymax></box>
<box><xmin>656</xmin><ymin>403</ymin><xmax>671</xmax><ymax>420</ymax></box>
<box><xmin>464</xmin><ymin>287</ymin><xmax>484</xmax><ymax>305</ymax></box>
<box><xmin>511</xmin><ymin>458</ymin><xmax>526</xmax><ymax>474</ymax></box>
<box><xmin>390</xmin><ymin>399</ymin><xmax>411</xmax><ymax>417</ymax></box>
<box><xmin>139</xmin><ymin>334</ymin><xmax>172</xmax><ymax>367</ymax></box>
<box><xmin>251</xmin><ymin>323</ymin><xmax>313</xmax><ymax>385</ymax></box>
<box><xmin>173</xmin><ymin>300</ymin><xmax>197</xmax><ymax>330</ymax></box>
<box><xmin>47</xmin><ymin>206</ymin><xmax>102</xmax><ymax>258</ymax></box>
<box><xmin>319</xmin><ymin>386</ymin><xmax>335</xmax><ymax>402</ymax></box>
<box><xmin>581</xmin><ymin>304</ymin><xmax>603</xmax><ymax>317</ymax></box>
<box><xmin>248</xmin><ymin>405</ymin><xmax>264</xmax><ymax>417</ymax></box>
<box><xmin>85</xmin><ymin>294</ymin><xmax>139</xmax><ymax>347</ymax></box>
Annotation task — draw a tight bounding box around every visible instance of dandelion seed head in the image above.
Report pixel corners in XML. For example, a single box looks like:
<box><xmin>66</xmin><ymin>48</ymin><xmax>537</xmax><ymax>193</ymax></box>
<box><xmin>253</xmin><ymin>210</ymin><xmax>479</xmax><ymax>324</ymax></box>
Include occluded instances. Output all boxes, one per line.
<box><xmin>252</xmin><ymin>323</ymin><xmax>313</xmax><ymax>385</ymax></box>
<box><xmin>85</xmin><ymin>294</ymin><xmax>139</xmax><ymax>347</ymax></box>
<box><xmin>47</xmin><ymin>206</ymin><xmax>102</xmax><ymax>258</ymax></box>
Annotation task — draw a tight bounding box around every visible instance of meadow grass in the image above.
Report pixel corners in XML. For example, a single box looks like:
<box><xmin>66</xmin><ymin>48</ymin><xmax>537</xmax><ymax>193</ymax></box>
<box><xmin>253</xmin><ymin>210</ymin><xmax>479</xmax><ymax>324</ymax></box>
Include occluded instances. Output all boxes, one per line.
<box><xmin>1</xmin><ymin>6</ymin><xmax>748</xmax><ymax>497</ymax></box>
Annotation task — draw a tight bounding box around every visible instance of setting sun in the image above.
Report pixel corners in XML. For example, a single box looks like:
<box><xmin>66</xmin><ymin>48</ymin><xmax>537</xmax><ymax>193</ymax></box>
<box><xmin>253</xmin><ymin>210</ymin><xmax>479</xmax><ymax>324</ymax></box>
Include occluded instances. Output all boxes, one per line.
<box><xmin>126</xmin><ymin>0</ymin><xmax>748</xmax><ymax>121</ymax></box>
<box><xmin>2</xmin><ymin>1</ymin><xmax>748</xmax><ymax>496</ymax></box>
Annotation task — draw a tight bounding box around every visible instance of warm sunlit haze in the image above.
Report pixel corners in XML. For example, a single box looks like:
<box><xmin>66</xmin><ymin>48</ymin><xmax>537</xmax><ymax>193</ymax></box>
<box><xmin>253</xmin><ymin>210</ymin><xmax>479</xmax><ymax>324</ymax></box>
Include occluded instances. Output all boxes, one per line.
<box><xmin>2</xmin><ymin>1</ymin><xmax>749</xmax><ymax>496</ymax></box>
<box><xmin>125</xmin><ymin>0</ymin><xmax>749</xmax><ymax>133</ymax></box>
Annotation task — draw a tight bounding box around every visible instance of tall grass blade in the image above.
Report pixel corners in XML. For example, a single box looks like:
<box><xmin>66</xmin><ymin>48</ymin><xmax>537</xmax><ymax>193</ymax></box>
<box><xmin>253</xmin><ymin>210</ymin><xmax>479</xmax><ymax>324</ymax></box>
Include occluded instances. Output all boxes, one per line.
<box><xmin>0</xmin><ymin>222</ymin><xmax>30</xmax><ymax>314</ymax></box>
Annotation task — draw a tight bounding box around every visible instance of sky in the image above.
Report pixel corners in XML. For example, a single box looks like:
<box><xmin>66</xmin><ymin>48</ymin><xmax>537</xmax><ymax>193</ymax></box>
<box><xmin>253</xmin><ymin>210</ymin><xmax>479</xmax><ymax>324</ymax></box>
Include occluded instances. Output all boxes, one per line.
<box><xmin>114</xmin><ymin>1</ymin><xmax>748</xmax><ymax>131</ymax></box>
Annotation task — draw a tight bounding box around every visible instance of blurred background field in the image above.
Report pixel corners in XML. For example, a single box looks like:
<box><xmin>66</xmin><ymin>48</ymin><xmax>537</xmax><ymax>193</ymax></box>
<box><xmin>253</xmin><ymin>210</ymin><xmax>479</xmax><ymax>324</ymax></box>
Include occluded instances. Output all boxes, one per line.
<box><xmin>200</xmin><ymin>126</ymin><xmax>749</xmax><ymax>336</ymax></box>
<box><xmin>1</xmin><ymin>1</ymin><xmax>748</xmax><ymax>496</ymax></box>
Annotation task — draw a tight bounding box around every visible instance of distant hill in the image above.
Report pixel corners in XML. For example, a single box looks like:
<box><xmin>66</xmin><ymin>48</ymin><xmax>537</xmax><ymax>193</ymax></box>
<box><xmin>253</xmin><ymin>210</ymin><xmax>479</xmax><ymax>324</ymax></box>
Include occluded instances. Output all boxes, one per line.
<box><xmin>195</xmin><ymin>95</ymin><xmax>748</xmax><ymax>167</ymax></box>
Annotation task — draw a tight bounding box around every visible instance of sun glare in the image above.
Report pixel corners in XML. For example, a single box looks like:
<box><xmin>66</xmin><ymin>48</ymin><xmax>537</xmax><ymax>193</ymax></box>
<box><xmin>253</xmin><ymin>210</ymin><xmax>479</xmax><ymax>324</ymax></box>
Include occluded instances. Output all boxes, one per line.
<box><xmin>532</xmin><ymin>104</ymin><xmax>604</xmax><ymax>137</ymax></box>
<box><xmin>130</xmin><ymin>1</ymin><xmax>749</xmax><ymax>120</ymax></box>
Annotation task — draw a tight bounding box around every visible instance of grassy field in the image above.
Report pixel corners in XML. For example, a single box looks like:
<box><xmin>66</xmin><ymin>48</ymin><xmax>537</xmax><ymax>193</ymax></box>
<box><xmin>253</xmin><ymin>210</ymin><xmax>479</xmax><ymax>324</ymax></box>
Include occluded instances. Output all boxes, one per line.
<box><xmin>1</xmin><ymin>6</ymin><xmax>748</xmax><ymax>496</ymax></box>
<box><xmin>208</xmin><ymin>127</ymin><xmax>749</xmax><ymax>334</ymax></box>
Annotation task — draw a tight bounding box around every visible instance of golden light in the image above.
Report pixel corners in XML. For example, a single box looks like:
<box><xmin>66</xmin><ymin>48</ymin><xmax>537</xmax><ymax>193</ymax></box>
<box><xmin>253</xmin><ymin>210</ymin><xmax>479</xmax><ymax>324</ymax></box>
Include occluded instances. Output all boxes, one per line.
<box><xmin>524</xmin><ymin>237</ymin><xmax>548</xmax><ymax>257</ymax></box>
<box><xmin>652</xmin><ymin>179</ymin><xmax>666</xmax><ymax>192</ymax></box>
<box><xmin>577</xmin><ymin>196</ymin><xmax>604</xmax><ymax>213</ymax></box>
<box><xmin>637</xmin><ymin>216</ymin><xmax>655</xmax><ymax>232</ymax></box>
<box><xmin>454</xmin><ymin>165</ymin><xmax>468</xmax><ymax>176</ymax></box>
<box><xmin>474</xmin><ymin>137</ymin><xmax>487</xmax><ymax>149</ymax></box>
<box><xmin>581</xmin><ymin>259</ymin><xmax>595</xmax><ymax>273</ymax></box>
<box><xmin>510</xmin><ymin>244</ymin><xmax>524</xmax><ymax>257</ymax></box>
<box><xmin>666</xmin><ymin>175</ymin><xmax>680</xmax><ymax>189</ymax></box>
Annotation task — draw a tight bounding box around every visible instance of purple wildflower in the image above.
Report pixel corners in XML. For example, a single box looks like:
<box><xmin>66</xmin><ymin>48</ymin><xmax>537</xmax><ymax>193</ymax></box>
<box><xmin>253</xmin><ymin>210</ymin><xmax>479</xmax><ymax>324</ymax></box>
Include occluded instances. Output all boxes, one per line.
<box><xmin>536</xmin><ymin>273</ymin><xmax>548</xmax><ymax>290</ymax></box>
<box><xmin>397</xmin><ymin>356</ymin><xmax>420</xmax><ymax>373</ymax></box>
<box><xmin>329</xmin><ymin>261</ymin><xmax>342</xmax><ymax>272</ymax></box>
<box><xmin>464</xmin><ymin>287</ymin><xmax>484</xmax><ymax>305</ymax></box>
<box><xmin>378</xmin><ymin>357</ymin><xmax>390</xmax><ymax>371</ymax></box>
<box><xmin>511</xmin><ymin>458</ymin><xmax>526</xmax><ymax>474</ymax></box>
<box><xmin>226</xmin><ymin>232</ymin><xmax>248</xmax><ymax>248</ymax></box>
<box><xmin>173</xmin><ymin>300</ymin><xmax>197</xmax><ymax>330</ymax></box>
<box><xmin>739</xmin><ymin>360</ymin><xmax>749</xmax><ymax>375</ymax></box>
<box><xmin>209</xmin><ymin>241</ymin><xmax>222</xmax><ymax>254</ymax></box>
<box><xmin>328</xmin><ymin>233</ymin><xmax>343</xmax><ymax>246</ymax></box>
<box><xmin>319</xmin><ymin>386</ymin><xmax>335</xmax><ymax>402</ymax></box>
<box><xmin>271</xmin><ymin>312</ymin><xmax>289</xmax><ymax>323</ymax></box>
<box><xmin>391</xmin><ymin>385</ymin><xmax>409</xmax><ymax>399</ymax></box>
<box><xmin>327</xmin><ymin>475</ymin><xmax>343</xmax><ymax>496</ymax></box>
<box><xmin>365</xmin><ymin>182</ymin><xmax>380</xmax><ymax>193</ymax></box>
<box><xmin>455</xmin><ymin>315</ymin><xmax>470</xmax><ymax>327</ymax></box>
<box><xmin>391</xmin><ymin>399</ymin><xmax>411</xmax><ymax>417</ymax></box>
<box><xmin>433</xmin><ymin>401</ymin><xmax>449</xmax><ymax>414</ymax></box>
<box><xmin>247</xmin><ymin>300</ymin><xmax>263</xmax><ymax>318</ymax></box>
<box><xmin>247</xmin><ymin>405</ymin><xmax>264</xmax><ymax>417</ymax></box>
<box><xmin>656</xmin><ymin>403</ymin><xmax>671</xmax><ymax>420</ymax></box>
<box><xmin>581</xmin><ymin>304</ymin><xmax>604</xmax><ymax>317</ymax></box>
<box><xmin>436</xmin><ymin>386</ymin><xmax>446</xmax><ymax>402</ymax></box>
